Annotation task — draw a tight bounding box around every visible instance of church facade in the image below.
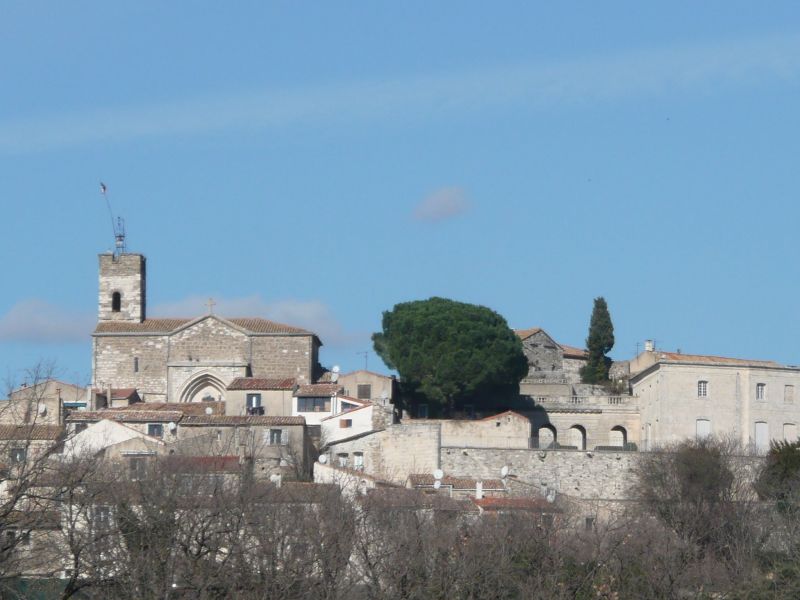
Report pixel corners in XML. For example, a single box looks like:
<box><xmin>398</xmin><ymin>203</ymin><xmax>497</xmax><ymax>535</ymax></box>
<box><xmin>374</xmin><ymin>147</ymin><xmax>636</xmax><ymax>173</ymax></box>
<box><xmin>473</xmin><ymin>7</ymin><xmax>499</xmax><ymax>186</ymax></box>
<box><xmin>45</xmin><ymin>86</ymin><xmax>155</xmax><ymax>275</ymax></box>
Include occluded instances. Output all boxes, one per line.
<box><xmin>92</xmin><ymin>253</ymin><xmax>322</xmax><ymax>404</ymax></box>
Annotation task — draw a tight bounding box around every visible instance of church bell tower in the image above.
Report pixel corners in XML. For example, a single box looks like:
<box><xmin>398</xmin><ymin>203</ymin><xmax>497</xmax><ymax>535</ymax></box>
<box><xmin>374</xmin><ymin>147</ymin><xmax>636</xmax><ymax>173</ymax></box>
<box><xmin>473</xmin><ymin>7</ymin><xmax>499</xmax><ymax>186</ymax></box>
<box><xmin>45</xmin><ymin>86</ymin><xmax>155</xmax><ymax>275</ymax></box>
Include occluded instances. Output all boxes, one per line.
<box><xmin>98</xmin><ymin>253</ymin><xmax>146</xmax><ymax>322</ymax></box>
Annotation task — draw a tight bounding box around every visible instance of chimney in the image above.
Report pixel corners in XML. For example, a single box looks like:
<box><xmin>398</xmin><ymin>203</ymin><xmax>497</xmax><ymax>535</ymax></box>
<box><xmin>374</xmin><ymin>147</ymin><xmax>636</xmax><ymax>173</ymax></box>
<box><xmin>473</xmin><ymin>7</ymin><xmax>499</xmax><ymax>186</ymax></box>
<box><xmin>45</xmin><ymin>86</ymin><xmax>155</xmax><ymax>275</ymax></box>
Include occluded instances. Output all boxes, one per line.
<box><xmin>475</xmin><ymin>481</ymin><xmax>483</xmax><ymax>500</ymax></box>
<box><xmin>644</xmin><ymin>340</ymin><xmax>654</xmax><ymax>352</ymax></box>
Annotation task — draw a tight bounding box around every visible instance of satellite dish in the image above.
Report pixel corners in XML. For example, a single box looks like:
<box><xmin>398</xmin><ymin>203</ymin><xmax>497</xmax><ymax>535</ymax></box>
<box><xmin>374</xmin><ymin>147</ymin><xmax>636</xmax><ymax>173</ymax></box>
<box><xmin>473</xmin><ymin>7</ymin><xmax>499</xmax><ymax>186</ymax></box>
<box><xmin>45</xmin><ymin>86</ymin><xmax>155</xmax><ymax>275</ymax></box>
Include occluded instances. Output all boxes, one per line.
<box><xmin>546</xmin><ymin>489</ymin><xmax>557</xmax><ymax>503</ymax></box>
<box><xmin>38</xmin><ymin>404</ymin><xmax>47</xmax><ymax>416</ymax></box>
<box><xmin>433</xmin><ymin>480</ymin><xmax>441</xmax><ymax>490</ymax></box>
<box><xmin>168</xmin><ymin>421</ymin><xmax>177</xmax><ymax>431</ymax></box>
<box><xmin>332</xmin><ymin>365</ymin><xmax>340</xmax><ymax>374</ymax></box>
<box><xmin>318</xmin><ymin>454</ymin><xmax>328</xmax><ymax>464</ymax></box>
<box><xmin>500</xmin><ymin>465</ymin><xmax>509</xmax><ymax>478</ymax></box>
<box><xmin>205</xmin><ymin>406</ymin><xmax>213</xmax><ymax>415</ymax></box>
<box><xmin>433</xmin><ymin>469</ymin><xmax>444</xmax><ymax>480</ymax></box>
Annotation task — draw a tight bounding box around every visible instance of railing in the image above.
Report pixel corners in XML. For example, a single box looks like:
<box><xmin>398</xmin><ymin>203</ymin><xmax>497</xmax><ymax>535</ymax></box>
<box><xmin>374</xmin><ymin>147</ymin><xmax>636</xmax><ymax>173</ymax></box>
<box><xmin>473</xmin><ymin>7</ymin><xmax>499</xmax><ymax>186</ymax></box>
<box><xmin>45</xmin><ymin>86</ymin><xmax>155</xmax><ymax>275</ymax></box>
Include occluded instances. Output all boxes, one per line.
<box><xmin>531</xmin><ymin>395</ymin><xmax>636</xmax><ymax>407</ymax></box>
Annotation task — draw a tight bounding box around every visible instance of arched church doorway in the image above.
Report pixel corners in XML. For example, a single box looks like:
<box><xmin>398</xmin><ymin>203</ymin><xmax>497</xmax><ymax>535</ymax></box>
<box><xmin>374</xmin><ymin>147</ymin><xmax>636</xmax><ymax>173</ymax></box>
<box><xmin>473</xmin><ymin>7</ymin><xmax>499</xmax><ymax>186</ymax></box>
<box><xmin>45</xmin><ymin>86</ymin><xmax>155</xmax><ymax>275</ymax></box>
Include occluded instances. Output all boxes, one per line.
<box><xmin>179</xmin><ymin>372</ymin><xmax>226</xmax><ymax>404</ymax></box>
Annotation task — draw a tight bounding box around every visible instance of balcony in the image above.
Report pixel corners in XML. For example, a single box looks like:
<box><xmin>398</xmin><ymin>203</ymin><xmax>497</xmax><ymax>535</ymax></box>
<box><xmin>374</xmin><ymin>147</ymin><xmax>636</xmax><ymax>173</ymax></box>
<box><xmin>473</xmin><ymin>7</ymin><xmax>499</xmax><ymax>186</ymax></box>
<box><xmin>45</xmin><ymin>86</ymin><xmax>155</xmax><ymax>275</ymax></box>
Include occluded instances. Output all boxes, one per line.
<box><xmin>531</xmin><ymin>395</ymin><xmax>637</xmax><ymax>409</ymax></box>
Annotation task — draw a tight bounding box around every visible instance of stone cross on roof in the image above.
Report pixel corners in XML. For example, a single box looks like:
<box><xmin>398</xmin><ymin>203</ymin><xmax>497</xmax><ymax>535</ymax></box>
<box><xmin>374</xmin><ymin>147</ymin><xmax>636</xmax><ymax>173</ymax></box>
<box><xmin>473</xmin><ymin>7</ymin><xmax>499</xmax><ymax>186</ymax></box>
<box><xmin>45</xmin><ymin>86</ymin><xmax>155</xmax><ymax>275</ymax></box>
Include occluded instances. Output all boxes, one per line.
<box><xmin>206</xmin><ymin>297</ymin><xmax>216</xmax><ymax>315</ymax></box>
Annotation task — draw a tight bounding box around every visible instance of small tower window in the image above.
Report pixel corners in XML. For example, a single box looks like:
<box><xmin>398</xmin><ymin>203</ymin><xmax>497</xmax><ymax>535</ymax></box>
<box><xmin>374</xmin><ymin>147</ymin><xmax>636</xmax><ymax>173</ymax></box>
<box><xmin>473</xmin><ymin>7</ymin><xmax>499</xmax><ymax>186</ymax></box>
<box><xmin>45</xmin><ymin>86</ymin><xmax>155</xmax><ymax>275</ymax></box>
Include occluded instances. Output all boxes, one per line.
<box><xmin>112</xmin><ymin>292</ymin><xmax>121</xmax><ymax>312</ymax></box>
<box><xmin>133</xmin><ymin>357</ymin><xmax>139</xmax><ymax>373</ymax></box>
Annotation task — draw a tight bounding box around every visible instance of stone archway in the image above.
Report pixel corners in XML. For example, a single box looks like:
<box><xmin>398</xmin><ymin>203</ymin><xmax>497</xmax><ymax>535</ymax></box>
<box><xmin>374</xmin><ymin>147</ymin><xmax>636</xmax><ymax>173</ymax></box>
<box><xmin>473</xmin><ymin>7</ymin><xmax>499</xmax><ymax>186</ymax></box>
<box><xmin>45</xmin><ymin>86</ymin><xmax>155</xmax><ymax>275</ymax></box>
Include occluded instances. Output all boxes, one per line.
<box><xmin>179</xmin><ymin>371</ymin><xmax>227</xmax><ymax>404</ymax></box>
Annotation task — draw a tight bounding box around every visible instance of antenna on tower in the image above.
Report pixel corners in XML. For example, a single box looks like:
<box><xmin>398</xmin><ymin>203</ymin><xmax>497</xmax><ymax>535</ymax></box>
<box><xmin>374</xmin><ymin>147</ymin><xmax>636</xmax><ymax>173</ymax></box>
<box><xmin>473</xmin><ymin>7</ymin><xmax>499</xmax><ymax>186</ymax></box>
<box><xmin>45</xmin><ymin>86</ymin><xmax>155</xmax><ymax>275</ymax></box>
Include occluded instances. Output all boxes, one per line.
<box><xmin>100</xmin><ymin>182</ymin><xmax>126</xmax><ymax>256</ymax></box>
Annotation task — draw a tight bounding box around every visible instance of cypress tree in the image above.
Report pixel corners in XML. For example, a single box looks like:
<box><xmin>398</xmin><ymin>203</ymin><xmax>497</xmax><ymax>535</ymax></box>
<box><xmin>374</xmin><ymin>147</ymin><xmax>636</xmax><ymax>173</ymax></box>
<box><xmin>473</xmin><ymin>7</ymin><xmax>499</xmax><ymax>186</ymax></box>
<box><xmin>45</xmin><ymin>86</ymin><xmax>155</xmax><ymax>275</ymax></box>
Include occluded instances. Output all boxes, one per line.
<box><xmin>580</xmin><ymin>297</ymin><xmax>615</xmax><ymax>384</ymax></box>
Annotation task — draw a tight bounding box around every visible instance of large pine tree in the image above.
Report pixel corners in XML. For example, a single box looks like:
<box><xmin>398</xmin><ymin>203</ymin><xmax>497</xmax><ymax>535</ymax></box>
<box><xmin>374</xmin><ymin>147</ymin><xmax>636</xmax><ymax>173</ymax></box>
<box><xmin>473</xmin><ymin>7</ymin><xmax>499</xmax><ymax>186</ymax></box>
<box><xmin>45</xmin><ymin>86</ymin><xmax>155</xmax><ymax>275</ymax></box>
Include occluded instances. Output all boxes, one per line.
<box><xmin>580</xmin><ymin>297</ymin><xmax>615</xmax><ymax>384</ymax></box>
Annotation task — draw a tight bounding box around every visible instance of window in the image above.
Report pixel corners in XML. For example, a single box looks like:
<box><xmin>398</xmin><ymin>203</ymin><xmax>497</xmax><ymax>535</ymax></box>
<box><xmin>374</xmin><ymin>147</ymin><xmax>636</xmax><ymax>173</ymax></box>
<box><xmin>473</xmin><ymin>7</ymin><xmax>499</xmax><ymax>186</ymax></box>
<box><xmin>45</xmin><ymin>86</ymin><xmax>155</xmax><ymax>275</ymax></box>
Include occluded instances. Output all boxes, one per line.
<box><xmin>268</xmin><ymin>429</ymin><xmax>286</xmax><ymax>446</ymax></box>
<box><xmin>10</xmin><ymin>448</ymin><xmax>26</xmax><ymax>463</ymax></box>
<box><xmin>417</xmin><ymin>404</ymin><xmax>429</xmax><ymax>418</ymax></box>
<box><xmin>585</xmin><ymin>517</ymin><xmax>596</xmax><ymax>531</ymax></box>
<box><xmin>111</xmin><ymin>292</ymin><xmax>121</xmax><ymax>312</ymax></box>
<box><xmin>337</xmin><ymin>453</ymin><xmax>349</xmax><ymax>468</ymax></box>
<box><xmin>696</xmin><ymin>419</ymin><xmax>711</xmax><ymax>439</ymax></box>
<box><xmin>297</xmin><ymin>397</ymin><xmax>331</xmax><ymax>412</ymax></box>
<box><xmin>133</xmin><ymin>357</ymin><xmax>139</xmax><ymax>373</ymax></box>
<box><xmin>74</xmin><ymin>423</ymin><xmax>88</xmax><ymax>434</ymax></box>
<box><xmin>129</xmin><ymin>457</ymin><xmax>147</xmax><ymax>481</ymax></box>
<box><xmin>755</xmin><ymin>421</ymin><xmax>770</xmax><ymax>454</ymax></box>
<box><xmin>785</xmin><ymin>385</ymin><xmax>795</xmax><ymax>404</ymax></box>
<box><xmin>756</xmin><ymin>383</ymin><xmax>766</xmax><ymax>401</ymax></box>
<box><xmin>247</xmin><ymin>393</ymin><xmax>264</xmax><ymax>415</ymax></box>
<box><xmin>698</xmin><ymin>380</ymin><xmax>708</xmax><ymax>398</ymax></box>
<box><xmin>92</xmin><ymin>506</ymin><xmax>111</xmax><ymax>531</ymax></box>
<box><xmin>357</xmin><ymin>384</ymin><xmax>372</xmax><ymax>400</ymax></box>
<box><xmin>340</xmin><ymin>419</ymin><xmax>353</xmax><ymax>429</ymax></box>
<box><xmin>147</xmin><ymin>423</ymin><xmax>163</xmax><ymax>438</ymax></box>
<box><xmin>353</xmin><ymin>452</ymin><xmax>364</xmax><ymax>471</ymax></box>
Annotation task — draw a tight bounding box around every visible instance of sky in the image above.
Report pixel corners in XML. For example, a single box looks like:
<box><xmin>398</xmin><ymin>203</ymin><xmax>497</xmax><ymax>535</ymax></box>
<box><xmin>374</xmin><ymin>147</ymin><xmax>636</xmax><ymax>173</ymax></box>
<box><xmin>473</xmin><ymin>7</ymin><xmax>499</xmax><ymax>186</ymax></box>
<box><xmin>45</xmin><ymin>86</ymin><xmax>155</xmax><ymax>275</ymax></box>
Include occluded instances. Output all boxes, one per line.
<box><xmin>1</xmin><ymin>2</ymin><xmax>800</xmax><ymax>387</ymax></box>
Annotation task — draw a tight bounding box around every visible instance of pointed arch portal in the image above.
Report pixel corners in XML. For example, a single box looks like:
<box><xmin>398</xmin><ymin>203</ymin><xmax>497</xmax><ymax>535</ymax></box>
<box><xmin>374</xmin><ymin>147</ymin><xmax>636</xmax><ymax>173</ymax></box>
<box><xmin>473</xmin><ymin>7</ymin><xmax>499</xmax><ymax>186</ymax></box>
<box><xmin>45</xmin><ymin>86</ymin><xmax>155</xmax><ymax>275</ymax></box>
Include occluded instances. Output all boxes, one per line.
<box><xmin>179</xmin><ymin>372</ymin><xmax>227</xmax><ymax>404</ymax></box>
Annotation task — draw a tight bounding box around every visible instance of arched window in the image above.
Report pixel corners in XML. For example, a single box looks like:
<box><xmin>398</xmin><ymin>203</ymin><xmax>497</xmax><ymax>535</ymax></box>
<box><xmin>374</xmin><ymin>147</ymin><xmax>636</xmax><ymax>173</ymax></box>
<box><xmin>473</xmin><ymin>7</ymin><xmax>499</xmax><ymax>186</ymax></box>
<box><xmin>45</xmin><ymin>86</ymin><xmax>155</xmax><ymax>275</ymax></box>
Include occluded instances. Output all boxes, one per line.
<box><xmin>610</xmin><ymin>426</ymin><xmax>627</xmax><ymax>447</ymax></box>
<box><xmin>537</xmin><ymin>425</ymin><xmax>557</xmax><ymax>449</ymax></box>
<box><xmin>568</xmin><ymin>425</ymin><xmax>587</xmax><ymax>450</ymax></box>
<box><xmin>112</xmin><ymin>292</ymin><xmax>121</xmax><ymax>312</ymax></box>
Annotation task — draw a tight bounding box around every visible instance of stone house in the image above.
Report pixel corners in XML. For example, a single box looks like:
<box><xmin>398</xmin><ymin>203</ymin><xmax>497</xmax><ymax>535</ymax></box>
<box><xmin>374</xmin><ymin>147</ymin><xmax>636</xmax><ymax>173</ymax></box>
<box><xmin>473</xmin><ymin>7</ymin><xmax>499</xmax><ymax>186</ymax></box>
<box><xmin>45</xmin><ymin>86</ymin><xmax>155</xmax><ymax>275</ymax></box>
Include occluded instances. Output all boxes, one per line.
<box><xmin>337</xmin><ymin>370</ymin><xmax>397</xmax><ymax>406</ymax></box>
<box><xmin>515</xmin><ymin>327</ymin><xmax>588</xmax><ymax>395</ymax></box>
<box><xmin>629</xmin><ymin>349</ymin><xmax>800</xmax><ymax>452</ymax></box>
<box><xmin>225</xmin><ymin>377</ymin><xmax>297</xmax><ymax>416</ymax></box>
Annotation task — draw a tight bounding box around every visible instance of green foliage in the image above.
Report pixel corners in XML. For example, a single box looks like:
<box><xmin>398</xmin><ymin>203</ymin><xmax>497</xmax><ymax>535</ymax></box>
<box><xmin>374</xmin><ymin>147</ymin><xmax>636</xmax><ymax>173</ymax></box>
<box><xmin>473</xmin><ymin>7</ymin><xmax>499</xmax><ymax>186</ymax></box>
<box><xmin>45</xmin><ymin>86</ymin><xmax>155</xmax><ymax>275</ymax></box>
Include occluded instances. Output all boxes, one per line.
<box><xmin>580</xmin><ymin>297</ymin><xmax>615</xmax><ymax>384</ymax></box>
<box><xmin>372</xmin><ymin>297</ymin><xmax>528</xmax><ymax>415</ymax></box>
<box><xmin>756</xmin><ymin>439</ymin><xmax>800</xmax><ymax>512</ymax></box>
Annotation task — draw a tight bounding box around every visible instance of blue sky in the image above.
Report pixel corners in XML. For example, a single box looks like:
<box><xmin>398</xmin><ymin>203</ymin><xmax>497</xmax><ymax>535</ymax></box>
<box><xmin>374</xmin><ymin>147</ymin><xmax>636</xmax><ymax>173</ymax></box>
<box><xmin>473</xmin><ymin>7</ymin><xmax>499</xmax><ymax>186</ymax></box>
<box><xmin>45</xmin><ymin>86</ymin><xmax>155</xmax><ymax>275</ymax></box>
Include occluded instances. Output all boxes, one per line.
<box><xmin>2</xmin><ymin>2</ymin><xmax>800</xmax><ymax>386</ymax></box>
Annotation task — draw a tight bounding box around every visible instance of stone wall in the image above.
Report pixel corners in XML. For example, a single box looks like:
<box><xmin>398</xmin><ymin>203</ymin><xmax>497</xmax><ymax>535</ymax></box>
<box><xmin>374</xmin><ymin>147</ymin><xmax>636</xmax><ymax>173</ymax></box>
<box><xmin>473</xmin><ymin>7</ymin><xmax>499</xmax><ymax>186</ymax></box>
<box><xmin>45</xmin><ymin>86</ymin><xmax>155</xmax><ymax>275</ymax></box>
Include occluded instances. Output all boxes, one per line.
<box><xmin>170</xmin><ymin>319</ymin><xmax>249</xmax><ymax>364</ymax></box>
<box><xmin>326</xmin><ymin>424</ymin><xmax>440</xmax><ymax>483</ymax></box>
<box><xmin>250</xmin><ymin>336</ymin><xmax>315</xmax><ymax>383</ymax></box>
<box><xmin>414</xmin><ymin>412</ymin><xmax>531</xmax><ymax>448</ymax></box>
<box><xmin>93</xmin><ymin>335</ymin><xmax>170</xmax><ymax>401</ymax></box>
<box><xmin>440</xmin><ymin>447</ymin><xmax>638</xmax><ymax>500</ymax></box>
<box><xmin>98</xmin><ymin>253</ymin><xmax>145</xmax><ymax>322</ymax></box>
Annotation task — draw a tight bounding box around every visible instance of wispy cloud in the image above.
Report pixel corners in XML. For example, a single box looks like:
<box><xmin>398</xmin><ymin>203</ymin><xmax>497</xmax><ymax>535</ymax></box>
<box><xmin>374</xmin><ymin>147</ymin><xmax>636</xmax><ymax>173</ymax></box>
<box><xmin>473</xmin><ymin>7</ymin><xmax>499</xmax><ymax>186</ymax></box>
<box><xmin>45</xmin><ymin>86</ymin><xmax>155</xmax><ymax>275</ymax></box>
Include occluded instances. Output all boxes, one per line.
<box><xmin>413</xmin><ymin>187</ymin><xmax>469</xmax><ymax>222</ymax></box>
<box><xmin>151</xmin><ymin>294</ymin><xmax>356</xmax><ymax>346</ymax></box>
<box><xmin>2</xmin><ymin>33</ymin><xmax>800</xmax><ymax>154</ymax></box>
<box><xmin>0</xmin><ymin>299</ymin><xmax>93</xmax><ymax>343</ymax></box>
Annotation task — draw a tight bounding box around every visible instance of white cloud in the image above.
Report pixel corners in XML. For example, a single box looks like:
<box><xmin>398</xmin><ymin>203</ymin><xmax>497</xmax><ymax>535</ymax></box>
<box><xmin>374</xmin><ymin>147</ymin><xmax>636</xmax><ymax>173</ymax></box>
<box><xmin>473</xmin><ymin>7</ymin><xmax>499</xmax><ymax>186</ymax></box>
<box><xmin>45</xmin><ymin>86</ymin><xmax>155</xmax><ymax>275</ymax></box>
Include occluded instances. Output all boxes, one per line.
<box><xmin>0</xmin><ymin>299</ymin><xmax>94</xmax><ymax>343</ymax></box>
<box><xmin>2</xmin><ymin>33</ymin><xmax>800</xmax><ymax>153</ymax></box>
<box><xmin>151</xmin><ymin>294</ymin><xmax>356</xmax><ymax>346</ymax></box>
<box><xmin>413</xmin><ymin>187</ymin><xmax>470</xmax><ymax>222</ymax></box>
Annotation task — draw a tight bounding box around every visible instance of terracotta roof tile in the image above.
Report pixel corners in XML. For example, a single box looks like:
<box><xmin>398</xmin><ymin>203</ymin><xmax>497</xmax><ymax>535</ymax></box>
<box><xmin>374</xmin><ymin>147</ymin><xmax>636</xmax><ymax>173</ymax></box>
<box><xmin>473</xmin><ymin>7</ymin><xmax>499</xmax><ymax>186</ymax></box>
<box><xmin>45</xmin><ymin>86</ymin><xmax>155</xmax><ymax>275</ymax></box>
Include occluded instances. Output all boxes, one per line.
<box><xmin>165</xmin><ymin>455</ymin><xmax>240</xmax><ymax>474</ymax></box>
<box><xmin>472</xmin><ymin>496</ymin><xmax>560</xmax><ymax>512</ymax></box>
<box><xmin>514</xmin><ymin>327</ymin><xmax>543</xmax><ymax>340</ymax></box>
<box><xmin>110</xmin><ymin>388</ymin><xmax>138</xmax><ymax>400</ymax></box>
<box><xmin>560</xmin><ymin>344</ymin><xmax>588</xmax><ymax>359</ymax></box>
<box><xmin>94</xmin><ymin>316</ymin><xmax>314</xmax><ymax>336</ymax></box>
<box><xmin>227</xmin><ymin>378</ymin><xmax>297</xmax><ymax>391</ymax></box>
<box><xmin>408</xmin><ymin>474</ymin><xmax>505</xmax><ymax>490</ymax></box>
<box><xmin>180</xmin><ymin>415</ymin><xmax>305</xmax><ymax>426</ymax></box>
<box><xmin>114</xmin><ymin>402</ymin><xmax>226</xmax><ymax>416</ymax></box>
<box><xmin>656</xmin><ymin>352</ymin><xmax>781</xmax><ymax>368</ymax></box>
<box><xmin>66</xmin><ymin>410</ymin><xmax>184</xmax><ymax>423</ymax></box>
<box><xmin>295</xmin><ymin>383</ymin><xmax>343</xmax><ymax>397</ymax></box>
<box><xmin>0</xmin><ymin>425</ymin><xmax>64</xmax><ymax>441</ymax></box>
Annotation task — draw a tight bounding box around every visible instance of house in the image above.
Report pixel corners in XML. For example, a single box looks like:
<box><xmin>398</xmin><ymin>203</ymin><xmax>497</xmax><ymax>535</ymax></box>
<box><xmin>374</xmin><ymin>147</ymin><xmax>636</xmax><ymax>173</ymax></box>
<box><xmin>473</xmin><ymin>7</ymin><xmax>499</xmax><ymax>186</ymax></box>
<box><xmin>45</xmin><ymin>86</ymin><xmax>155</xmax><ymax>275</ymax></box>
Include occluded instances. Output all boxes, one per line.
<box><xmin>629</xmin><ymin>348</ymin><xmax>800</xmax><ymax>452</ymax></box>
<box><xmin>225</xmin><ymin>377</ymin><xmax>297</xmax><ymax>416</ymax></box>
<box><xmin>514</xmin><ymin>327</ymin><xmax>588</xmax><ymax>394</ymax></box>
<box><xmin>406</xmin><ymin>474</ymin><xmax>507</xmax><ymax>499</ymax></box>
<box><xmin>337</xmin><ymin>370</ymin><xmax>397</xmax><ymax>407</ymax></box>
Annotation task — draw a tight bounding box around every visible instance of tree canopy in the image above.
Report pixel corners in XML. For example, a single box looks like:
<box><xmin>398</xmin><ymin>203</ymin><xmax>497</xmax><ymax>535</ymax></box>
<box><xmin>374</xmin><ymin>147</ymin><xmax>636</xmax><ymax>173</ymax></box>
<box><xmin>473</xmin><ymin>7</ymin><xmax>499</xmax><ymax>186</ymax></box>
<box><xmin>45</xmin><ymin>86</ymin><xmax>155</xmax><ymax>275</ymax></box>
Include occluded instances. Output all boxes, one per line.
<box><xmin>372</xmin><ymin>297</ymin><xmax>528</xmax><ymax>415</ymax></box>
<box><xmin>580</xmin><ymin>297</ymin><xmax>615</xmax><ymax>384</ymax></box>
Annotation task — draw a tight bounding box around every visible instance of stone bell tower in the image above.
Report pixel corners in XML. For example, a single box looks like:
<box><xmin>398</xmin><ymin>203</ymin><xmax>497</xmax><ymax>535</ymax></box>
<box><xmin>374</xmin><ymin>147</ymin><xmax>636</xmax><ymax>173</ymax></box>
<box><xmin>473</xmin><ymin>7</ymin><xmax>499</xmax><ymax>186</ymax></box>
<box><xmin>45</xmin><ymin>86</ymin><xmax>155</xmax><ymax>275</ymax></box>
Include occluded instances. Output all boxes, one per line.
<box><xmin>98</xmin><ymin>253</ymin><xmax>146</xmax><ymax>322</ymax></box>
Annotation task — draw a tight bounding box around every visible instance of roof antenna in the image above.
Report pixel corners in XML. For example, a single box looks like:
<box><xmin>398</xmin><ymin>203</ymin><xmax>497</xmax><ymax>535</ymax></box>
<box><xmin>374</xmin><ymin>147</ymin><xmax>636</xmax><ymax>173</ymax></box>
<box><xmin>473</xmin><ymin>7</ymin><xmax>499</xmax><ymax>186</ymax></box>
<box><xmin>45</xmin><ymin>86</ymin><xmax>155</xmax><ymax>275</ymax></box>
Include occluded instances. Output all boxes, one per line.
<box><xmin>100</xmin><ymin>182</ymin><xmax>126</xmax><ymax>256</ymax></box>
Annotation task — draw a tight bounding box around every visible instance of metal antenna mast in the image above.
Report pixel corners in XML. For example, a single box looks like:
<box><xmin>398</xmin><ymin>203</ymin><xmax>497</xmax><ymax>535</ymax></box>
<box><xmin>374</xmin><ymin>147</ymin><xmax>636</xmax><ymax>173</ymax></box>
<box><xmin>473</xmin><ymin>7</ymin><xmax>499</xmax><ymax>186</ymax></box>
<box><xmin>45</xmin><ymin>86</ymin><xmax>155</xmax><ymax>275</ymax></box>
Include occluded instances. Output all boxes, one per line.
<box><xmin>100</xmin><ymin>182</ymin><xmax>126</xmax><ymax>255</ymax></box>
<box><xmin>357</xmin><ymin>351</ymin><xmax>368</xmax><ymax>371</ymax></box>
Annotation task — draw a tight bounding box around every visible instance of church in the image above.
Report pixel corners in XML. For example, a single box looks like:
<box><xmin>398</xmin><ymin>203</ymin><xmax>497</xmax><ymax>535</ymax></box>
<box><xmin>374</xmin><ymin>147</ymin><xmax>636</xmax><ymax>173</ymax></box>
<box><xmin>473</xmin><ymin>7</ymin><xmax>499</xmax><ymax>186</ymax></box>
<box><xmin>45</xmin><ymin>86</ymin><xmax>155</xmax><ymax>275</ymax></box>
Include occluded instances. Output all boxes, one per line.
<box><xmin>92</xmin><ymin>252</ymin><xmax>323</xmax><ymax>405</ymax></box>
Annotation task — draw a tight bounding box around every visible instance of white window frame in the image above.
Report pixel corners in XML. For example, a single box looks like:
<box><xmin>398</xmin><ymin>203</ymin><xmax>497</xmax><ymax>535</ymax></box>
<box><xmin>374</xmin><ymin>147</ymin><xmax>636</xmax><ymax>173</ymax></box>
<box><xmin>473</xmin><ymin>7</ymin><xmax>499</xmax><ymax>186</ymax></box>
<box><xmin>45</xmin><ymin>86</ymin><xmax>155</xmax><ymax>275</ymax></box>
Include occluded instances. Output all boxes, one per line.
<box><xmin>756</xmin><ymin>383</ymin><xmax>766</xmax><ymax>401</ymax></box>
<box><xmin>697</xmin><ymin>380</ymin><xmax>708</xmax><ymax>398</ymax></box>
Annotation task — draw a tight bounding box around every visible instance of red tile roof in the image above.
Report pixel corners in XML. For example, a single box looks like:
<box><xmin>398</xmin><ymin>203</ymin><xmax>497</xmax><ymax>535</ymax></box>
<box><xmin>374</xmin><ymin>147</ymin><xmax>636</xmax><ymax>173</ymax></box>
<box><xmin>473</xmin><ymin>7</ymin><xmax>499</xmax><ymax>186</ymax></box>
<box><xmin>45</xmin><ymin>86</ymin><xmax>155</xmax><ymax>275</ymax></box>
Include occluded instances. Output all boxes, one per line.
<box><xmin>408</xmin><ymin>474</ymin><xmax>505</xmax><ymax>490</ymax></box>
<box><xmin>480</xmin><ymin>410</ymin><xmax>529</xmax><ymax>422</ymax></box>
<box><xmin>0</xmin><ymin>425</ymin><xmax>64</xmax><ymax>441</ymax></box>
<box><xmin>110</xmin><ymin>388</ymin><xmax>138</xmax><ymax>400</ymax></box>
<box><xmin>66</xmin><ymin>410</ymin><xmax>184</xmax><ymax>423</ymax></box>
<box><xmin>514</xmin><ymin>327</ymin><xmax>543</xmax><ymax>340</ymax></box>
<box><xmin>165</xmin><ymin>455</ymin><xmax>240</xmax><ymax>474</ymax></box>
<box><xmin>655</xmin><ymin>352</ymin><xmax>781</xmax><ymax>368</ymax></box>
<box><xmin>295</xmin><ymin>383</ymin><xmax>343</xmax><ymax>397</ymax></box>
<box><xmin>560</xmin><ymin>344</ymin><xmax>588</xmax><ymax>359</ymax></box>
<box><xmin>94</xmin><ymin>316</ymin><xmax>313</xmax><ymax>336</ymax></box>
<box><xmin>114</xmin><ymin>402</ymin><xmax>226</xmax><ymax>416</ymax></box>
<box><xmin>472</xmin><ymin>496</ymin><xmax>560</xmax><ymax>512</ymax></box>
<box><xmin>180</xmin><ymin>415</ymin><xmax>305</xmax><ymax>426</ymax></box>
<box><xmin>227</xmin><ymin>378</ymin><xmax>297</xmax><ymax>391</ymax></box>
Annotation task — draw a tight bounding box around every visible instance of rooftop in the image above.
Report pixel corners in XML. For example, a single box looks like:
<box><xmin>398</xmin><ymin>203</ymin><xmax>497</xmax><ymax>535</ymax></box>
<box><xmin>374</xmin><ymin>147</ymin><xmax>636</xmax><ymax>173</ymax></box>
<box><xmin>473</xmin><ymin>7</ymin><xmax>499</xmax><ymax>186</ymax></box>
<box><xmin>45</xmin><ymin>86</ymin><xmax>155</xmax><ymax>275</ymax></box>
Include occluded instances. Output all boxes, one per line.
<box><xmin>227</xmin><ymin>378</ymin><xmax>297</xmax><ymax>391</ymax></box>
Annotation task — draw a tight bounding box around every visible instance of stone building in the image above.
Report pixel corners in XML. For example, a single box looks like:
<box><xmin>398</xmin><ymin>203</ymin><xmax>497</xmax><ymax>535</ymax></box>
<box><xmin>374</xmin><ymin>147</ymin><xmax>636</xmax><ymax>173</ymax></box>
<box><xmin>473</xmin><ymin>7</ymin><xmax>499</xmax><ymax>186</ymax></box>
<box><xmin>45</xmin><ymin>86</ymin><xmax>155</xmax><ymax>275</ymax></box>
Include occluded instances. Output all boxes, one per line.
<box><xmin>92</xmin><ymin>252</ymin><xmax>322</xmax><ymax>404</ymax></box>
<box><xmin>629</xmin><ymin>348</ymin><xmax>800</xmax><ymax>452</ymax></box>
<box><xmin>515</xmin><ymin>327</ymin><xmax>587</xmax><ymax>396</ymax></box>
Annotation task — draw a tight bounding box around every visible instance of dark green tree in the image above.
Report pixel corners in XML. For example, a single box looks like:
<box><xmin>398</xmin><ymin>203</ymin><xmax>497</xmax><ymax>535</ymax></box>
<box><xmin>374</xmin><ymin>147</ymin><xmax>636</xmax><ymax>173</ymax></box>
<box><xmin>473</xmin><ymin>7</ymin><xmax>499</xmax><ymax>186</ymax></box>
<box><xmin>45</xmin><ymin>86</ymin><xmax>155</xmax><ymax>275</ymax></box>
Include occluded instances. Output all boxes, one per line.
<box><xmin>580</xmin><ymin>297</ymin><xmax>615</xmax><ymax>384</ymax></box>
<box><xmin>756</xmin><ymin>439</ymin><xmax>800</xmax><ymax>513</ymax></box>
<box><xmin>372</xmin><ymin>297</ymin><xmax>528</xmax><ymax>416</ymax></box>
